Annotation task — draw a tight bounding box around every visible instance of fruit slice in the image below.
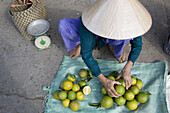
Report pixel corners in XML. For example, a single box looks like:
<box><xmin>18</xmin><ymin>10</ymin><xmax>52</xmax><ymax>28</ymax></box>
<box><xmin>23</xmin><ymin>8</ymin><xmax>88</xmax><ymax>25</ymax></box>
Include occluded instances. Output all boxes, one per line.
<box><xmin>83</xmin><ymin>86</ymin><xmax>91</xmax><ymax>95</ymax></box>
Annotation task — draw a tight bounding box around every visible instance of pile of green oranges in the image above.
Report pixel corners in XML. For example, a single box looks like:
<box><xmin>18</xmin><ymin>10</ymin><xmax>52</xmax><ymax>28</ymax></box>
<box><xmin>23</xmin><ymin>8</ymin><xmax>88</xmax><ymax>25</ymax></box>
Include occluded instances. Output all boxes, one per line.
<box><xmin>99</xmin><ymin>71</ymin><xmax>151</xmax><ymax>110</ymax></box>
<box><xmin>53</xmin><ymin>69</ymin><xmax>91</xmax><ymax>112</ymax></box>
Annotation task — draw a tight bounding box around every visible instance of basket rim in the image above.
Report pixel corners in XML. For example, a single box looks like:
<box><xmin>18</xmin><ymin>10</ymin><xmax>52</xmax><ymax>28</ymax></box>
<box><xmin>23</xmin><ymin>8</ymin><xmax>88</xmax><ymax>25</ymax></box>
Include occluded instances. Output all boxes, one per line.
<box><xmin>9</xmin><ymin>0</ymin><xmax>42</xmax><ymax>14</ymax></box>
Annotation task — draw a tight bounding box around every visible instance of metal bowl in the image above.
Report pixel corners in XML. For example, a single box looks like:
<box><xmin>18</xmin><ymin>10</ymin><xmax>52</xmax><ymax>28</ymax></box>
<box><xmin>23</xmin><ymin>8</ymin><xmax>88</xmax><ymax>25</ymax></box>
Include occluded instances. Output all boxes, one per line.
<box><xmin>27</xmin><ymin>19</ymin><xmax>50</xmax><ymax>36</ymax></box>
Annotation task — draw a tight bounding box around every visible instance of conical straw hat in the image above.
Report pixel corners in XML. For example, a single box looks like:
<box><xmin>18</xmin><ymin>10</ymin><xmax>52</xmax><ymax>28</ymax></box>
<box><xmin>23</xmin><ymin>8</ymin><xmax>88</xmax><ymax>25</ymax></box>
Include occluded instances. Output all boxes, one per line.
<box><xmin>82</xmin><ymin>0</ymin><xmax>152</xmax><ymax>40</ymax></box>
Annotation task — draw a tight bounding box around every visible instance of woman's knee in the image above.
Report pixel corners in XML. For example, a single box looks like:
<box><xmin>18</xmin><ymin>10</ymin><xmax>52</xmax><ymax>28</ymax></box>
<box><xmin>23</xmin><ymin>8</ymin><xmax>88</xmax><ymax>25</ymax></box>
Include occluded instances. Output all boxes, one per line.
<box><xmin>58</xmin><ymin>19</ymin><xmax>68</xmax><ymax>31</ymax></box>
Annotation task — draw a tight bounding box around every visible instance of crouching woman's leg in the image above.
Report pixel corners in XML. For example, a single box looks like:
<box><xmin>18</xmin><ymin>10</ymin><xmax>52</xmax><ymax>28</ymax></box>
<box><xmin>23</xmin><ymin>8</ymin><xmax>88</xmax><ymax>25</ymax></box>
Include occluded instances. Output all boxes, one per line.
<box><xmin>58</xmin><ymin>18</ymin><xmax>81</xmax><ymax>59</ymax></box>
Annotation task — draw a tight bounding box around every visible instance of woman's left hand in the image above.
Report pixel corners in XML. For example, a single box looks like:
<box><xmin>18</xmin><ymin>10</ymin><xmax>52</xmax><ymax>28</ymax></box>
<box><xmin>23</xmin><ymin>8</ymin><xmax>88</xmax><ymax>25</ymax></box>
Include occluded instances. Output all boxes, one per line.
<box><xmin>116</xmin><ymin>61</ymin><xmax>133</xmax><ymax>90</ymax></box>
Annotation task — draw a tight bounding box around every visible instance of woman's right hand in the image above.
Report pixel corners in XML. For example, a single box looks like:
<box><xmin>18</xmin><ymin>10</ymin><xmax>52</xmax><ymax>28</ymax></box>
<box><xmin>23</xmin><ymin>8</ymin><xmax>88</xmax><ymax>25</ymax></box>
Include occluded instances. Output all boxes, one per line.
<box><xmin>98</xmin><ymin>74</ymin><xmax>121</xmax><ymax>97</ymax></box>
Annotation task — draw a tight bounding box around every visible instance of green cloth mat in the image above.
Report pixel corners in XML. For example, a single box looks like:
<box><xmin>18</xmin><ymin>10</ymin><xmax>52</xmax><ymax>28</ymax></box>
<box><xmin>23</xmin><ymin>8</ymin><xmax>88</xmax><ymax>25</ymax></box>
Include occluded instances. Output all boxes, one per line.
<box><xmin>43</xmin><ymin>56</ymin><xmax>169</xmax><ymax>113</ymax></box>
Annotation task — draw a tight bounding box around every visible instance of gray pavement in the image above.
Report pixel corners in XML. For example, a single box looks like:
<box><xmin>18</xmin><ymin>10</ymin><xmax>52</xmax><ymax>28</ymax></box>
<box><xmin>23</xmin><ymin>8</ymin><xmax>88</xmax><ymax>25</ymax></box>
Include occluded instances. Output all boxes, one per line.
<box><xmin>0</xmin><ymin>0</ymin><xmax>169</xmax><ymax>113</ymax></box>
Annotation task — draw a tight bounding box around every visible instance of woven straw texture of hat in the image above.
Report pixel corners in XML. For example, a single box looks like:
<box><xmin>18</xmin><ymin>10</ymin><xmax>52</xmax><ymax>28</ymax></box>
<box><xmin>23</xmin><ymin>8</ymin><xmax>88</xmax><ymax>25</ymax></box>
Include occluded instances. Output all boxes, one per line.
<box><xmin>82</xmin><ymin>0</ymin><xmax>152</xmax><ymax>40</ymax></box>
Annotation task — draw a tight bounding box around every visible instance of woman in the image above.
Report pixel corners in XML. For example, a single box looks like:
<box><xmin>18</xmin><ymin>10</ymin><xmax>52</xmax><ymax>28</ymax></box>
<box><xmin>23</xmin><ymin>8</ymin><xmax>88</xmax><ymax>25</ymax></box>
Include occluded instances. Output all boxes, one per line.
<box><xmin>59</xmin><ymin>0</ymin><xmax>152</xmax><ymax>97</ymax></box>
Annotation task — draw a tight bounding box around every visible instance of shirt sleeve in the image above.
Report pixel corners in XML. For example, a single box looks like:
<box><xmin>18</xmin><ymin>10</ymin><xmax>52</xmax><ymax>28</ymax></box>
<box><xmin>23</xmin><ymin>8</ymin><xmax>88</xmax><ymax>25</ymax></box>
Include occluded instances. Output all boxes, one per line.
<box><xmin>128</xmin><ymin>36</ymin><xmax>143</xmax><ymax>64</ymax></box>
<box><xmin>79</xmin><ymin>20</ymin><xmax>102</xmax><ymax>77</ymax></box>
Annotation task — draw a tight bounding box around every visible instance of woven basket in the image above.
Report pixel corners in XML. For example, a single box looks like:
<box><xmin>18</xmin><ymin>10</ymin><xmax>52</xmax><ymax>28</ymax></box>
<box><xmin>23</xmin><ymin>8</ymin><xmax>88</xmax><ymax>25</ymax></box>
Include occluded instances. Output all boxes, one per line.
<box><xmin>9</xmin><ymin>0</ymin><xmax>47</xmax><ymax>40</ymax></box>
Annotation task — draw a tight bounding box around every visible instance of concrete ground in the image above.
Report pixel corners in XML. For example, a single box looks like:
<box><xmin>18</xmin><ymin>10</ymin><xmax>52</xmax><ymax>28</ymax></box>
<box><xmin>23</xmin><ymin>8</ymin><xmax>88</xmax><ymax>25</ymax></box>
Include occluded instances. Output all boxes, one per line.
<box><xmin>0</xmin><ymin>0</ymin><xmax>169</xmax><ymax>113</ymax></box>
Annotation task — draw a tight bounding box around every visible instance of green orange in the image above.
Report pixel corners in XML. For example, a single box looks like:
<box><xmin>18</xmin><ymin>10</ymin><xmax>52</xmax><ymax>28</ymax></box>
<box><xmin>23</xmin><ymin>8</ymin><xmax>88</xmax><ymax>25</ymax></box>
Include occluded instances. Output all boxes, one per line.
<box><xmin>58</xmin><ymin>91</ymin><xmax>67</xmax><ymax>100</ymax></box>
<box><xmin>107</xmin><ymin>76</ymin><xmax>115</xmax><ymax>81</ymax></box>
<box><xmin>115</xmin><ymin>96</ymin><xmax>126</xmax><ymax>106</ymax></box>
<box><xmin>126</xmin><ymin>99</ymin><xmax>138</xmax><ymax>110</ymax></box>
<box><xmin>108</xmin><ymin>93</ymin><xmax>114</xmax><ymax>98</ymax></box>
<box><xmin>60</xmin><ymin>80</ymin><xmax>73</xmax><ymax>90</ymax></box>
<box><xmin>115</xmin><ymin>85</ymin><xmax>125</xmax><ymax>96</ymax></box>
<box><xmin>78</xmin><ymin>69</ymin><xmax>88</xmax><ymax>78</ymax></box>
<box><xmin>67</xmin><ymin>74</ymin><xmax>76</xmax><ymax>82</ymax></box>
<box><xmin>136</xmin><ymin>79</ymin><xmax>143</xmax><ymax>89</ymax></box>
<box><xmin>70</xmin><ymin>100</ymin><xmax>80</xmax><ymax>111</ymax></box>
<box><xmin>109</xmin><ymin>71</ymin><xmax>120</xmax><ymax>78</ymax></box>
<box><xmin>68</xmin><ymin>91</ymin><xmax>76</xmax><ymax>100</ymax></box>
<box><xmin>53</xmin><ymin>90</ymin><xmax>60</xmax><ymax>100</ymax></box>
<box><xmin>130</xmin><ymin>85</ymin><xmax>140</xmax><ymax>95</ymax></box>
<box><xmin>131</xmin><ymin>76</ymin><xmax>137</xmax><ymax>85</ymax></box>
<box><xmin>62</xmin><ymin>99</ymin><xmax>70</xmax><ymax>107</ymax></box>
<box><xmin>72</xmin><ymin>84</ymin><xmax>80</xmax><ymax>92</ymax></box>
<box><xmin>79</xmin><ymin>80</ymin><xmax>87</xmax><ymax>88</ymax></box>
<box><xmin>100</xmin><ymin>96</ymin><xmax>113</xmax><ymax>108</ymax></box>
<box><xmin>136</xmin><ymin>92</ymin><xmax>148</xmax><ymax>103</ymax></box>
<box><xmin>117</xmin><ymin>78</ymin><xmax>125</xmax><ymax>87</ymax></box>
<box><xmin>101</xmin><ymin>87</ymin><xmax>107</xmax><ymax>95</ymax></box>
<box><xmin>76</xmin><ymin>91</ymin><xmax>84</xmax><ymax>101</ymax></box>
<box><xmin>124</xmin><ymin>90</ymin><xmax>135</xmax><ymax>101</ymax></box>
